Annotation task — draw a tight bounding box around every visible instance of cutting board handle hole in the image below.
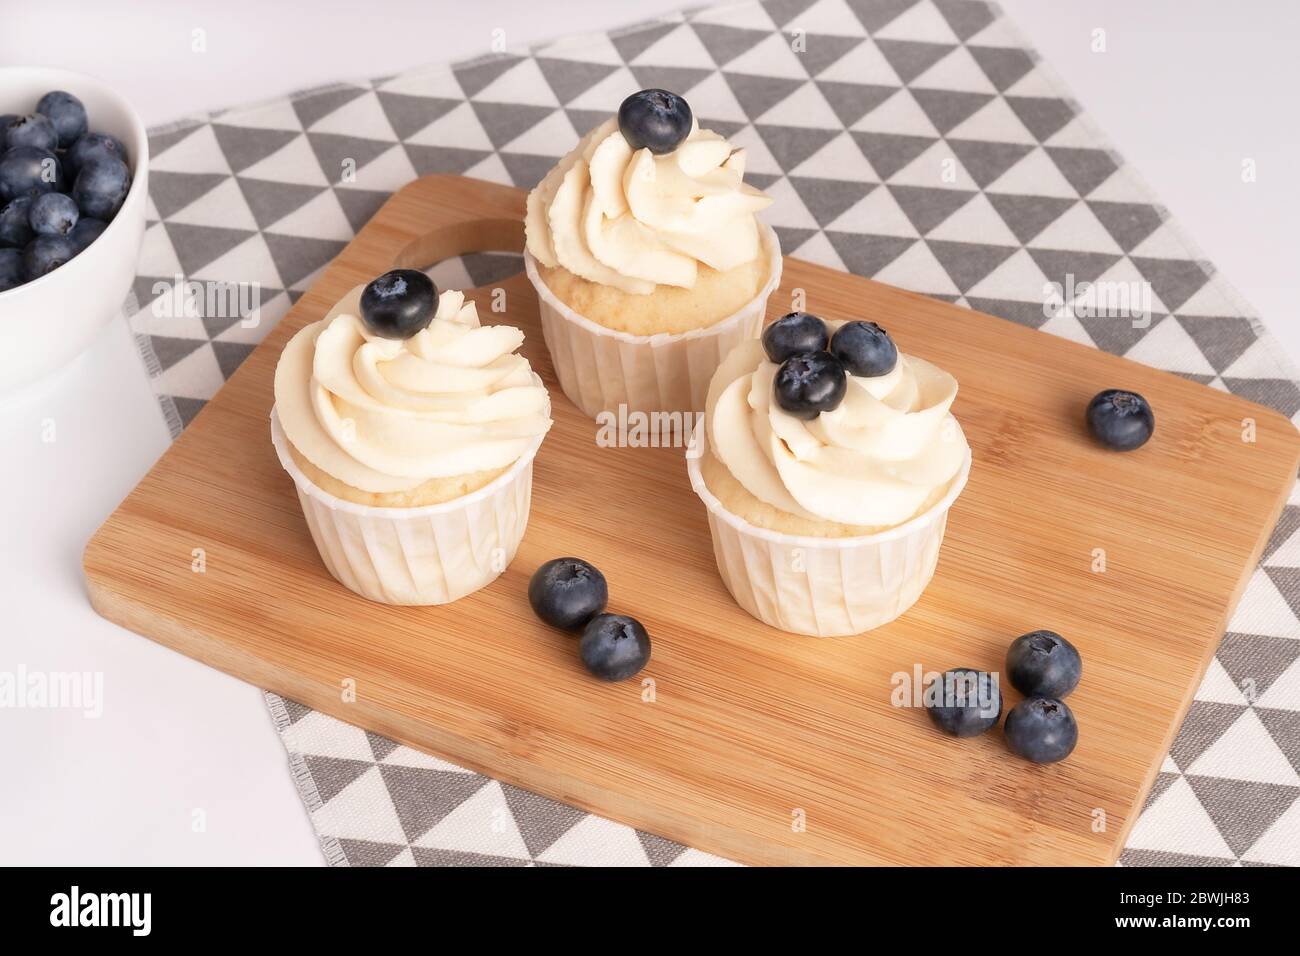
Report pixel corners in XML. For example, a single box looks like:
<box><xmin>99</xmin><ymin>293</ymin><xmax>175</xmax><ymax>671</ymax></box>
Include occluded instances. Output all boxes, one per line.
<box><xmin>393</xmin><ymin>217</ymin><xmax>525</xmax><ymax>279</ymax></box>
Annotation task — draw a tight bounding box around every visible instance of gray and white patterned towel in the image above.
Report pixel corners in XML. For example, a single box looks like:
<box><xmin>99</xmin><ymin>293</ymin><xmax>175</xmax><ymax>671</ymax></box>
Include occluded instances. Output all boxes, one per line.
<box><xmin>126</xmin><ymin>0</ymin><xmax>1300</xmax><ymax>866</ymax></box>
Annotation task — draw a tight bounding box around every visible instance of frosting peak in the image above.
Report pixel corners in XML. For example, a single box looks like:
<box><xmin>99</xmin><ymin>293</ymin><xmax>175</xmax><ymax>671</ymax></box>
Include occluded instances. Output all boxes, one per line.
<box><xmin>706</xmin><ymin>326</ymin><xmax>968</xmax><ymax>529</ymax></box>
<box><xmin>274</xmin><ymin>286</ymin><xmax>551</xmax><ymax>493</ymax></box>
<box><xmin>525</xmin><ymin>117</ymin><xmax>773</xmax><ymax>294</ymax></box>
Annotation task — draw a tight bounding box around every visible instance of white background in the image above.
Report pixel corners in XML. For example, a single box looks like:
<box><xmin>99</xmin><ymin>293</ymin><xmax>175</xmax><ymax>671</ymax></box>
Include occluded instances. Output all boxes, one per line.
<box><xmin>1</xmin><ymin>0</ymin><xmax>1297</xmax><ymax>864</ymax></box>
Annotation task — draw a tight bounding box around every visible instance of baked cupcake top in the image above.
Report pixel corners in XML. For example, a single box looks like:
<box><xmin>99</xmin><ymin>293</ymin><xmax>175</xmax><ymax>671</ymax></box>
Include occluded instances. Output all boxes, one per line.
<box><xmin>704</xmin><ymin>320</ymin><xmax>968</xmax><ymax>529</ymax></box>
<box><xmin>525</xmin><ymin>89</ymin><xmax>773</xmax><ymax>295</ymax></box>
<box><xmin>274</xmin><ymin>278</ymin><xmax>551</xmax><ymax>495</ymax></box>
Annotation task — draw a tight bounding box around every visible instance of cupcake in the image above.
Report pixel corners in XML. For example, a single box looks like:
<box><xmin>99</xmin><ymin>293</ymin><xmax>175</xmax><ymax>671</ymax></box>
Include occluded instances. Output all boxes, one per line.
<box><xmin>687</xmin><ymin>312</ymin><xmax>971</xmax><ymax>636</ymax></box>
<box><xmin>524</xmin><ymin>89</ymin><xmax>781</xmax><ymax>419</ymax></box>
<box><xmin>270</xmin><ymin>269</ymin><xmax>552</xmax><ymax>605</ymax></box>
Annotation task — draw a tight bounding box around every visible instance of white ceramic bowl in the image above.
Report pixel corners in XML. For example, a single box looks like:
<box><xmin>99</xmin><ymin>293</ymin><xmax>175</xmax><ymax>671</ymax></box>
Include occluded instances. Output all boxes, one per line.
<box><xmin>0</xmin><ymin>67</ymin><xmax>149</xmax><ymax>395</ymax></box>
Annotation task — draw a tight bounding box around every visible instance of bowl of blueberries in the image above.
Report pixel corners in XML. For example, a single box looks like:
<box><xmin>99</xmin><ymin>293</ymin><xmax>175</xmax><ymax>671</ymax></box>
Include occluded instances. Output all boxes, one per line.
<box><xmin>0</xmin><ymin>67</ymin><xmax>148</xmax><ymax>394</ymax></box>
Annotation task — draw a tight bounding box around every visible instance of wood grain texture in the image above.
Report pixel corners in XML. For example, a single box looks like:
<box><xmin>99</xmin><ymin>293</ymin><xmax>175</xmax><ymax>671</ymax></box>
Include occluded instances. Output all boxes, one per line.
<box><xmin>85</xmin><ymin>175</ymin><xmax>1300</xmax><ymax>866</ymax></box>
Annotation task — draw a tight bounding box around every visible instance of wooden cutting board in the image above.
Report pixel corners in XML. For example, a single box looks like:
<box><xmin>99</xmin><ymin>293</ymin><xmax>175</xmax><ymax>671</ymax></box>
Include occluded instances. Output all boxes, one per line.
<box><xmin>85</xmin><ymin>175</ymin><xmax>1300</xmax><ymax>866</ymax></box>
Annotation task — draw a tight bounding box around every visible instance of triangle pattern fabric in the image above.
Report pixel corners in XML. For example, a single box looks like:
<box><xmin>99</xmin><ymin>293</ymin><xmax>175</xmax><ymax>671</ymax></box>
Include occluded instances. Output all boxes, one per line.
<box><xmin>817</xmin><ymin>80</ymin><xmax>899</xmax><ymax>127</ymax></box>
<box><xmin>500</xmin><ymin>782</ymin><xmax>589</xmax><ymax>858</ymax></box>
<box><xmin>875</xmin><ymin>39</ymin><xmax>956</xmax><ymax>84</ymax></box>
<box><xmin>211</xmin><ymin>125</ymin><xmax>301</xmax><ymax>175</ymax></box>
<box><xmin>851</xmin><ymin>131</ymin><xmax>938</xmax><ymax>179</ymax></box>
<box><xmin>844</xmin><ymin>0</ymin><xmax>922</xmax><ymax>35</ymax></box>
<box><xmin>338</xmin><ymin>838</ymin><xmax>407</xmax><ymax>867</ymax></box>
<box><xmin>148</xmin><ymin>122</ymin><xmax>205</xmax><ymax>161</ymax></box>
<box><xmin>932</xmin><ymin>0</ymin><xmax>997</xmax><ymax>41</ymax></box>
<box><xmin>452</xmin><ymin>56</ymin><xmax>524</xmax><ymax>99</ymax></box>
<box><xmin>910</xmin><ymin>89</ymin><xmax>993</xmax><ymax>134</ymax></box>
<box><xmin>235</xmin><ymin>177</ymin><xmax>327</xmax><ymax>232</ymax></box>
<box><xmin>120</xmin><ymin>0</ymin><xmax>1300</xmax><ymax>867</ymax></box>
<box><xmin>692</xmin><ymin>22</ymin><xmax>773</xmax><ymax>67</ymax></box>
<box><xmin>303</xmin><ymin>756</ymin><xmax>375</xmax><ymax>804</ymax></box>
<box><xmin>968</xmin><ymin>45</ymin><xmax>1035</xmax><ymax>92</ymax></box>
<box><xmin>161</xmin><ymin>222</ymin><xmax>258</xmax><ymax>277</ymax></box>
<box><xmin>375</xmin><ymin>92</ymin><xmax>460</xmax><ymax>140</ymax></box>
<box><xmin>1005</xmin><ymin>96</ymin><xmax>1076</xmax><ymax>142</ymax></box>
<box><xmin>376</xmin><ymin>765</ymin><xmax>489</xmax><ymax>844</ymax></box>
<box><xmin>149</xmin><ymin>171</ymin><xmax>228</xmax><ymax>220</ymax></box>
<box><xmin>1184</xmin><ymin>775</ymin><xmax>1299</xmax><ymax>857</ymax></box>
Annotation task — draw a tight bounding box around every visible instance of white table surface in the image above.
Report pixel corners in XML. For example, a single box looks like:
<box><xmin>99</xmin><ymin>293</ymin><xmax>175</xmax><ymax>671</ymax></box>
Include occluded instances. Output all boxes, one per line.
<box><xmin>1</xmin><ymin>0</ymin><xmax>1296</xmax><ymax>865</ymax></box>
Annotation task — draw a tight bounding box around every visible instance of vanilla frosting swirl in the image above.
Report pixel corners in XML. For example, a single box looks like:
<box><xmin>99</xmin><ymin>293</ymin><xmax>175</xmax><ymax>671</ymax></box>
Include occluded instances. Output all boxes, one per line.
<box><xmin>705</xmin><ymin>326</ymin><xmax>968</xmax><ymax>528</ymax></box>
<box><xmin>274</xmin><ymin>286</ymin><xmax>551</xmax><ymax>493</ymax></box>
<box><xmin>525</xmin><ymin>117</ymin><xmax>773</xmax><ymax>294</ymax></box>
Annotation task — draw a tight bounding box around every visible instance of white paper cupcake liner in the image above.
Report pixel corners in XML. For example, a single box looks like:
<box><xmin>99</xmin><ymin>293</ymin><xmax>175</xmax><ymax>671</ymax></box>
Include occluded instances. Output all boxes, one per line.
<box><xmin>271</xmin><ymin>408</ymin><xmax>542</xmax><ymax>606</ymax></box>
<box><xmin>525</xmin><ymin>223</ymin><xmax>782</xmax><ymax>420</ymax></box>
<box><xmin>686</xmin><ymin>423</ymin><xmax>972</xmax><ymax>637</ymax></box>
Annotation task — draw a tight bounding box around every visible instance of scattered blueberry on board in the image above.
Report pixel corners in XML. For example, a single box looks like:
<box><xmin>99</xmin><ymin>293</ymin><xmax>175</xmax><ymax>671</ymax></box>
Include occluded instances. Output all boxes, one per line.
<box><xmin>762</xmin><ymin>311</ymin><xmax>829</xmax><ymax>363</ymax></box>
<box><xmin>1004</xmin><ymin>697</ymin><xmax>1078</xmax><ymax>764</ymax></box>
<box><xmin>831</xmin><ymin>320</ymin><xmax>898</xmax><ymax>377</ymax></box>
<box><xmin>528</xmin><ymin>557</ymin><xmax>651</xmax><ymax>682</ymax></box>
<box><xmin>925</xmin><ymin>630</ymin><xmax>1083</xmax><ymax>764</ymax></box>
<box><xmin>0</xmin><ymin>89</ymin><xmax>132</xmax><ymax>292</ymax></box>
<box><xmin>580</xmin><ymin>614</ymin><xmax>652</xmax><ymax>682</ymax></box>
<box><xmin>1006</xmin><ymin>630</ymin><xmax>1081</xmax><ymax>699</ymax></box>
<box><xmin>529</xmin><ymin>557</ymin><xmax>609</xmax><ymax>631</ymax></box>
<box><xmin>618</xmin><ymin>89</ymin><xmax>692</xmax><ymax>154</ymax></box>
<box><xmin>359</xmin><ymin>269</ymin><xmax>437</xmax><ymax>338</ymax></box>
<box><xmin>925</xmin><ymin>668</ymin><xmax>1002</xmax><ymax>737</ymax></box>
<box><xmin>1086</xmin><ymin>388</ymin><xmax>1154</xmax><ymax>451</ymax></box>
<box><xmin>774</xmin><ymin>351</ymin><xmax>847</xmax><ymax>420</ymax></box>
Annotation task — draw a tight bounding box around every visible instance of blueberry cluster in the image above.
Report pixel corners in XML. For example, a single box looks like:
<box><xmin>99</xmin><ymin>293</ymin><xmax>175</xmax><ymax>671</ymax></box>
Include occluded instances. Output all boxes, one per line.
<box><xmin>0</xmin><ymin>91</ymin><xmax>131</xmax><ymax>292</ymax></box>
<box><xmin>528</xmin><ymin>557</ymin><xmax>651</xmax><ymax>682</ymax></box>
<box><xmin>925</xmin><ymin>630</ymin><xmax>1082</xmax><ymax>764</ymax></box>
<box><xmin>1086</xmin><ymin>388</ymin><xmax>1154</xmax><ymax>451</ymax></box>
<box><xmin>762</xmin><ymin>311</ymin><xmax>898</xmax><ymax>420</ymax></box>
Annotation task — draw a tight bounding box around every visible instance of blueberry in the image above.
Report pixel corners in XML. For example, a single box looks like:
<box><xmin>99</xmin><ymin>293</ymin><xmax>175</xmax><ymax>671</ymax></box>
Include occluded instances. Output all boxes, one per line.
<box><xmin>579</xmin><ymin>613</ymin><xmax>651</xmax><ymax>682</ymax></box>
<box><xmin>36</xmin><ymin>91</ymin><xmax>88</xmax><ymax>148</ymax></box>
<box><xmin>1006</xmin><ymin>630</ymin><xmax>1081</xmax><ymax>699</ymax></box>
<box><xmin>618</xmin><ymin>89</ymin><xmax>692</xmax><ymax>155</ymax></box>
<box><xmin>1004</xmin><ymin>697</ymin><xmax>1078</xmax><ymax>764</ymax></box>
<box><xmin>0</xmin><ymin>115</ymin><xmax>15</xmax><ymax>151</ymax></box>
<box><xmin>0</xmin><ymin>247</ymin><xmax>24</xmax><ymax>291</ymax></box>
<box><xmin>529</xmin><ymin>557</ymin><xmax>609</xmax><ymax>631</ymax></box>
<box><xmin>358</xmin><ymin>269</ymin><xmax>437</xmax><ymax>339</ymax></box>
<box><xmin>774</xmin><ymin>351</ymin><xmax>846</xmax><ymax>420</ymax></box>
<box><xmin>64</xmin><ymin>131</ymin><xmax>128</xmax><ymax>179</ymax></box>
<box><xmin>830</xmin><ymin>320</ymin><xmax>897</xmax><ymax>377</ymax></box>
<box><xmin>762</xmin><ymin>311</ymin><xmax>828</xmax><ymax>363</ymax></box>
<box><xmin>29</xmin><ymin>192</ymin><xmax>79</xmax><ymax>237</ymax></box>
<box><xmin>925</xmin><ymin>668</ymin><xmax>1002</xmax><ymax>737</ymax></box>
<box><xmin>1086</xmin><ymin>388</ymin><xmax>1153</xmax><ymax>451</ymax></box>
<box><xmin>72</xmin><ymin>156</ymin><xmax>131</xmax><ymax>221</ymax></box>
<box><xmin>0</xmin><ymin>197</ymin><xmax>34</xmax><ymax>248</ymax></box>
<box><xmin>3</xmin><ymin>114</ymin><xmax>58</xmax><ymax>153</ymax></box>
<box><xmin>0</xmin><ymin>146</ymin><xmax>64</xmax><ymax>202</ymax></box>
<box><xmin>23</xmin><ymin>234</ymin><xmax>78</xmax><ymax>279</ymax></box>
<box><xmin>68</xmin><ymin>216</ymin><xmax>107</xmax><ymax>254</ymax></box>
